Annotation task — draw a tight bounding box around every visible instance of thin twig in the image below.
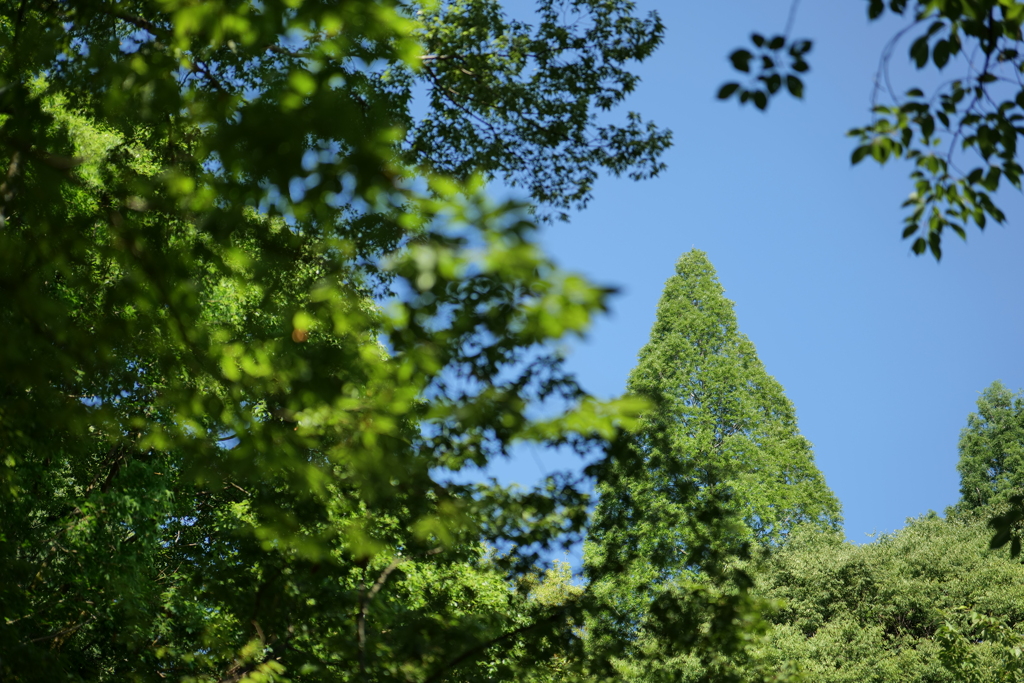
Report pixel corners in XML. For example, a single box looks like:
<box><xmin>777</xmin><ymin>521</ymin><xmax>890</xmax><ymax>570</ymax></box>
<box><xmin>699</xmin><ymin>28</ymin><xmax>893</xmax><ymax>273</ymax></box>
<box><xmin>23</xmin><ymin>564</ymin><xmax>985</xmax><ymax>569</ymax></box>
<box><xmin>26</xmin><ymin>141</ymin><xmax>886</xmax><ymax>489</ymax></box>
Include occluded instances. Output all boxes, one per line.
<box><xmin>358</xmin><ymin>547</ymin><xmax>443</xmax><ymax>677</ymax></box>
<box><xmin>783</xmin><ymin>0</ymin><xmax>801</xmax><ymax>39</ymax></box>
<box><xmin>421</xmin><ymin>64</ymin><xmax>499</xmax><ymax>137</ymax></box>
<box><xmin>106</xmin><ymin>10</ymin><xmax>164</xmax><ymax>37</ymax></box>
<box><xmin>28</xmin><ymin>613</ymin><xmax>96</xmax><ymax>644</ymax></box>
<box><xmin>0</xmin><ymin>151</ymin><xmax>22</xmax><ymax>228</ymax></box>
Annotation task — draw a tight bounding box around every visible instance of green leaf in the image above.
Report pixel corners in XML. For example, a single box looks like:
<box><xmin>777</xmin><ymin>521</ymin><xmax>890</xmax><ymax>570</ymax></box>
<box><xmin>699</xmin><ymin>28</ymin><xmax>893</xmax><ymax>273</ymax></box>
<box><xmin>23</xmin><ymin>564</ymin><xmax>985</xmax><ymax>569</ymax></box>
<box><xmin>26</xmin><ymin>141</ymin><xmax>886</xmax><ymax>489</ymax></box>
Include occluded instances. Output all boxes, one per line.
<box><xmin>933</xmin><ymin>39</ymin><xmax>951</xmax><ymax>68</ymax></box>
<box><xmin>871</xmin><ymin>137</ymin><xmax>891</xmax><ymax>163</ymax></box>
<box><xmin>786</xmin><ymin>75</ymin><xmax>804</xmax><ymax>98</ymax></box>
<box><xmin>911</xmin><ymin>36</ymin><xmax>930</xmax><ymax>68</ymax></box>
<box><xmin>753</xmin><ymin>91</ymin><xmax>768</xmax><ymax>110</ymax></box>
<box><xmin>982</xmin><ymin>167</ymin><xmax>1001</xmax><ymax>191</ymax></box>
<box><xmin>920</xmin><ymin>114</ymin><xmax>935</xmax><ymax>139</ymax></box>
<box><xmin>730</xmin><ymin>49</ymin><xmax>753</xmax><ymax>72</ymax></box>
<box><xmin>789</xmin><ymin>40</ymin><xmax>812</xmax><ymax>56</ymax></box>
<box><xmin>717</xmin><ymin>83</ymin><xmax>741</xmax><ymax>99</ymax></box>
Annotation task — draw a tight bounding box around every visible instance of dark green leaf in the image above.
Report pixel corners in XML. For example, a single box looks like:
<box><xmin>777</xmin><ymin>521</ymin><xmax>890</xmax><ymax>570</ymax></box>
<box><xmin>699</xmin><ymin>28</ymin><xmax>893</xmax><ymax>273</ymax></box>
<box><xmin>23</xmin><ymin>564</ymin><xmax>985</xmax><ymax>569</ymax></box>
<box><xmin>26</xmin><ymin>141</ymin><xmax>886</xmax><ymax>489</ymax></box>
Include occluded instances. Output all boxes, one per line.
<box><xmin>911</xmin><ymin>36</ymin><xmax>930</xmax><ymax>68</ymax></box>
<box><xmin>982</xmin><ymin>167</ymin><xmax>1002</xmax><ymax>191</ymax></box>
<box><xmin>786</xmin><ymin>75</ymin><xmax>804</xmax><ymax>99</ymax></box>
<box><xmin>790</xmin><ymin>40</ymin><xmax>812</xmax><ymax>56</ymax></box>
<box><xmin>717</xmin><ymin>83</ymin><xmax>741</xmax><ymax>100</ymax></box>
<box><xmin>730</xmin><ymin>49</ymin><xmax>753</xmax><ymax>72</ymax></box>
<box><xmin>920</xmin><ymin>114</ymin><xmax>935</xmax><ymax>139</ymax></box>
<box><xmin>929</xmin><ymin>231</ymin><xmax>942</xmax><ymax>260</ymax></box>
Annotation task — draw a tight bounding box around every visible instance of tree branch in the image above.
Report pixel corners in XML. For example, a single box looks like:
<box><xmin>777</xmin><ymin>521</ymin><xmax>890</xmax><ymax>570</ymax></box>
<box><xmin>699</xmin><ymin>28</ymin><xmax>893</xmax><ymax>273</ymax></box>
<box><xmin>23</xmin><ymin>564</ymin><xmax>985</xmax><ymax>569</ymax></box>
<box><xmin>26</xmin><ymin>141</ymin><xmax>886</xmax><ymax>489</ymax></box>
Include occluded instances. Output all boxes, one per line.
<box><xmin>358</xmin><ymin>547</ymin><xmax>443</xmax><ymax>676</ymax></box>
<box><xmin>106</xmin><ymin>10</ymin><xmax>165</xmax><ymax>38</ymax></box>
<box><xmin>423</xmin><ymin>610</ymin><xmax>564</xmax><ymax>683</ymax></box>
<box><xmin>0</xmin><ymin>150</ymin><xmax>22</xmax><ymax>228</ymax></box>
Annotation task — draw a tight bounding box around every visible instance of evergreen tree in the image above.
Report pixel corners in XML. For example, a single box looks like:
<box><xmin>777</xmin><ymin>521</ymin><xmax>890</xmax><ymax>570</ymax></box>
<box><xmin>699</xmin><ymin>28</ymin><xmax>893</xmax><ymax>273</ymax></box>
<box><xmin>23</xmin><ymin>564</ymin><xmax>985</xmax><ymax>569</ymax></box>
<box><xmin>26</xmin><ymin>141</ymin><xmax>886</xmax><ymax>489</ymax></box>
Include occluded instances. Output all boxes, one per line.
<box><xmin>584</xmin><ymin>250</ymin><xmax>841</xmax><ymax>681</ymax></box>
<box><xmin>955</xmin><ymin>381</ymin><xmax>1024</xmax><ymax>512</ymax></box>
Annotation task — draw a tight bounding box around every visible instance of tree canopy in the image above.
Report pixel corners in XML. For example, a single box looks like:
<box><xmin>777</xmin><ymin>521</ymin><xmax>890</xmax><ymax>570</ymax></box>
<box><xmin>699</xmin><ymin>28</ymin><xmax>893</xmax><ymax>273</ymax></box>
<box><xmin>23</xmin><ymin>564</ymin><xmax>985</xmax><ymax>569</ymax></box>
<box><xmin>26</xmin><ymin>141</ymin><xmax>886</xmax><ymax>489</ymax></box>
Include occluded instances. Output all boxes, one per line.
<box><xmin>0</xmin><ymin>0</ymin><xmax>668</xmax><ymax>680</ymax></box>
<box><xmin>748</xmin><ymin>513</ymin><xmax>1024</xmax><ymax>683</ymax></box>
<box><xmin>740</xmin><ymin>384</ymin><xmax>1024</xmax><ymax>683</ymax></box>
<box><xmin>10</xmin><ymin>0</ymin><xmax>1024</xmax><ymax>680</ymax></box>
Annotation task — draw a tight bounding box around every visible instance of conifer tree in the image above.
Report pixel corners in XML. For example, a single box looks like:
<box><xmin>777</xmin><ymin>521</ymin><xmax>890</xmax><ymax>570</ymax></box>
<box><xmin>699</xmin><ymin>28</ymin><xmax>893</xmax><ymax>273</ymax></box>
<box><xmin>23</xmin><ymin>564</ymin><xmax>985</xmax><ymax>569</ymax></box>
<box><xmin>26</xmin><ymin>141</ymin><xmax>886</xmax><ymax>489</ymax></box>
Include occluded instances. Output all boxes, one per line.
<box><xmin>955</xmin><ymin>381</ymin><xmax>1024</xmax><ymax>512</ymax></box>
<box><xmin>584</xmin><ymin>250</ymin><xmax>841</xmax><ymax>679</ymax></box>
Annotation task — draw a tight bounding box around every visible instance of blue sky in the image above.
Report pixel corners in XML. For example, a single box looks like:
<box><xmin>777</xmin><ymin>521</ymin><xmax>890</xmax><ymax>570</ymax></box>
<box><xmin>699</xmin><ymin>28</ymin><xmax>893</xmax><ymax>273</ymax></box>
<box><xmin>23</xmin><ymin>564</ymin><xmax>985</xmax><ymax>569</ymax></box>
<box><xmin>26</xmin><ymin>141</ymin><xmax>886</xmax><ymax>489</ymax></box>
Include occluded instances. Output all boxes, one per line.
<box><xmin>481</xmin><ymin>0</ymin><xmax>1024</xmax><ymax>553</ymax></box>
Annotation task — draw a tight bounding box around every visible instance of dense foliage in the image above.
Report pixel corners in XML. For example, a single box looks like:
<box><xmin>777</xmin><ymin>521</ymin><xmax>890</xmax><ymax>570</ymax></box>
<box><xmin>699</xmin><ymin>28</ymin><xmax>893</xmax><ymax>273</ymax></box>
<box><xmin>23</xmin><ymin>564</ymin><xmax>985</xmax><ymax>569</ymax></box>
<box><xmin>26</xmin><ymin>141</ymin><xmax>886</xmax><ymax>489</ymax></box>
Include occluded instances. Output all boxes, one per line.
<box><xmin>733</xmin><ymin>381</ymin><xmax>1024</xmax><ymax>683</ymax></box>
<box><xmin>748</xmin><ymin>513</ymin><xmax>1024</xmax><ymax>683</ymax></box>
<box><xmin>584</xmin><ymin>251</ymin><xmax>841</xmax><ymax>683</ymax></box>
<box><xmin>0</xmin><ymin>0</ymin><xmax>667</xmax><ymax>680</ymax></box>
<box><xmin>6</xmin><ymin>0</ymin><xmax>1024</xmax><ymax>680</ymax></box>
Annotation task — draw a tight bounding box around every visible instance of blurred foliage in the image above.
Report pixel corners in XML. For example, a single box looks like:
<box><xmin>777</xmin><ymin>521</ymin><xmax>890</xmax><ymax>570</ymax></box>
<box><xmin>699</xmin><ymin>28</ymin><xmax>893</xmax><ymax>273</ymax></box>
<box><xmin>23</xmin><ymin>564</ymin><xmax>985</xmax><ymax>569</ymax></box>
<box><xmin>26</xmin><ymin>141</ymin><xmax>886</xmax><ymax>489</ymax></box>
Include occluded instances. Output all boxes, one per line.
<box><xmin>582</xmin><ymin>251</ymin><xmax>840</xmax><ymax>683</ymax></box>
<box><xmin>0</xmin><ymin>0</ymin><xmax>670</xmax><ymax>680</ymax></box>
<box><xmin>725</xmin><ymin>0</ymin><xmax>1024</xmax><ymax>259</ymax></box>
